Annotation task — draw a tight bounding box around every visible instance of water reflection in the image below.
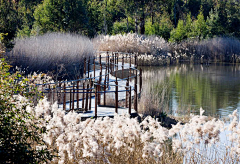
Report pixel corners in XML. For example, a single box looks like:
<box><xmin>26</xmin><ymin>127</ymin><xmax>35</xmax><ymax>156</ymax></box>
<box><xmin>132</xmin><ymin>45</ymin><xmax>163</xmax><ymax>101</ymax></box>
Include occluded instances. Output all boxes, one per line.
<box><xmin>141</xmin><ymin>63</ymin><xmax>240</xmax><ymax>117</ymax></box>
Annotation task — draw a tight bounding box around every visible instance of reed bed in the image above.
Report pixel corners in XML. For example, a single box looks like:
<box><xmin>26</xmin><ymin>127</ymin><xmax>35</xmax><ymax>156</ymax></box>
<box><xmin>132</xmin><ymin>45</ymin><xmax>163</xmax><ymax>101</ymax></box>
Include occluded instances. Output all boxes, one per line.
<box><xmin>93</xmin><ymin>33</ymin><xmax>169</xmax><ymax>56</ymax></box>
<box><xmin>24</xmin><ymin>95</ymin><xmax>240</xmax><ymax>163</ymax></box>
<box><xmin>6</xmin><ymin>33</ymin><xmax>94</xmax><ymax>80</ymax></box>
<box><xmin>94</xmin><ymin>34</ymin><xmax>240</xmax><ymax>65</ymax></box>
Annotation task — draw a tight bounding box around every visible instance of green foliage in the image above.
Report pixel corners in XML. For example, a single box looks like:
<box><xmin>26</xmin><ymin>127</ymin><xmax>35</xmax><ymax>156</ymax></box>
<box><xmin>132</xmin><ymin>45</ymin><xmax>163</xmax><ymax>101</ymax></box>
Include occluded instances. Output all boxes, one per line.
<box><xmin>0</xmin><ymin>0</ymin><xmax>18</xmax><ymax>49</ymax></box>
<box><xmin>0</xmin><ymin>0</ymin><xmax>239</xmax><ymax>44</ymax></box>
<box><xmin>34</xmin><ymin>0</ymin><xmax>89</xmax><ymax>34</ymax></box>
<box><xmin>206</xmin><ymin>8</ymin><xmax>221</xmax><ymax>38</ymax></box>
<box><xmin>145</xmin><ymin>12</ymin><xmax>173</xmax><ymax>40</ymax></box>
<box><xmin>0</xmin><ymin>59</ymin><xmax>54</xmax><ymax>163</ymax></box>
<box><xmin>192</xmin><ymin>8</ymin><xmax>207</xmax><ymax>40</ymax></box>
<box><xmin>170</xmin><ymin>9</ymin><xmax>208</xmax><ymax>42</ymax></box>
<box><xmin>112</xmin><ymin>17</ymin><xmax>135</xmax><ymax>34</ymax></box>
<box><xmin>169</xmin><ymin>20</ymin><xmax>186</xmax><ymax>42</ymax></box>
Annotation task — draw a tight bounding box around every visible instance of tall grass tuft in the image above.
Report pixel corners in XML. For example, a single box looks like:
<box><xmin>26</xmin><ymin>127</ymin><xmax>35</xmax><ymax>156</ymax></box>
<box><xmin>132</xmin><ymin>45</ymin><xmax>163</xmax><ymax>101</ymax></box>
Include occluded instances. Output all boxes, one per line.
<box><xmin>6</xmin><ymin>33</ymin><xmax>94</xmax><ymax>80</ymax></box>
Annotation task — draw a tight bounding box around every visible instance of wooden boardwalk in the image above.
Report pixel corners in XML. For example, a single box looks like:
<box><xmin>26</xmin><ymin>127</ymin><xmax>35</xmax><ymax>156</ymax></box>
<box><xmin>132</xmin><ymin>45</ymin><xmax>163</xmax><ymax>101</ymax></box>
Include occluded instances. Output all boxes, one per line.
<box><xmin>36</xmin><ymin>51</ymin><xmax>142</xmax><ymax>118</ymax></box>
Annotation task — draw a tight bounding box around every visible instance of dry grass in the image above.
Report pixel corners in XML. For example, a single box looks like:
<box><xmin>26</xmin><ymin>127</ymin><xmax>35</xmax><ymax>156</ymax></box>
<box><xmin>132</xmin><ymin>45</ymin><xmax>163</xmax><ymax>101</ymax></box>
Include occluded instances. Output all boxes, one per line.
<box><xmin>6</xmin><ymin>33</ymin><xmax>94</xmax><ymax>80</ymax></box>
<box><xmin>169</xmin><ymin>37</ymin><xmax>240</xmax><ymax>63</ymax></box>
<box><xmin>138</xmin><ymin>68</ymin><xmax>174</xmax><ymax>118</ymax></box>
<box><xmin>94</xmin><ymin>34</ymin><xmax>240</xmax><ymax>65</ymax></box>
<box><xmin>93</xmin><ymin>33</ymin><xmax>169</xmax><ymax>56</ymax></box>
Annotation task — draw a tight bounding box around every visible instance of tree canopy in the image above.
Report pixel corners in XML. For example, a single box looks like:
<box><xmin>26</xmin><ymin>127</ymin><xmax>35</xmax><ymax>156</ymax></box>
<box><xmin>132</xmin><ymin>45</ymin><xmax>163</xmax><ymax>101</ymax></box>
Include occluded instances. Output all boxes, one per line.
<box><xmin>0</xmin><ymin>0</ymin><xmax>239</xmax><ymax>46</ymax></box>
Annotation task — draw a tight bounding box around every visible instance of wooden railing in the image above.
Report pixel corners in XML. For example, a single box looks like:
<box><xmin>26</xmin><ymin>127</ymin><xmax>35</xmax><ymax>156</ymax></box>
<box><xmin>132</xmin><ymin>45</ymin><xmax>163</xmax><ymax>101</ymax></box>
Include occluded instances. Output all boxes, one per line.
<box><xmin>35</xmin><ymin>51</ymin><xmax>142</xmax><ymax>117</ymax></box>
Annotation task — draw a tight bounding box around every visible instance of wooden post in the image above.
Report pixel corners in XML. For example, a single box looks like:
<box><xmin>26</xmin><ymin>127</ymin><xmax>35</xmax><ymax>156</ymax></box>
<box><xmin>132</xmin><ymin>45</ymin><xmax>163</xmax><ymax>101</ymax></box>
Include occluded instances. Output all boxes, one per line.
<box><xmin>94</xmin><ymin>59</ymin><xmax>96</xmax><ymax>77</ymax></box>
<box><xmin>122</xmin><ymin>56</ymin><xmax>124</xmax><ymax>79</ymax></box>
<box><xmin>100</xmin><ymin>64</ymin><xmax>102</xmax><ymax>83</ymax></box>
<box><xmin>52</xmin><ymin>85</ymin><xmax>55</xmax><ymax>103</ymax></box>
<box><xmin>134</xmin><ymin>74</ymin><xmax>138</xmax><ymax>113</ymax></box>
<box><xmin>72</xmin><ymin>85</ymin><xmax>75</xmax><ymax>111</ymax></box>
<box><xmin>130</xmin><ymin>55</ymin><xmax>131</xmax><ymax>68</ymax></box>
<box><xmin>84</xmin><ymin>58</ymin><xmax>86</xmax><ymax>76</ymax></box>
<box><xmin>129</xmin><ymin>67</ymin><xmax>131</xmax><ymax>78</ymax></box>
<box><xmin>107</xmin><ymin>52</ymin><xmax>110</xmax><ymax>73</ymax></box>
<box><xmin>135</xmin><ymin>53</ymin><xmax>137</xmax><ymax>67</ymax></box>
<box><xmin>129</xmin><ymin>87</ymin><xmax>131</xmax><ymax>115</ymax></box>
<box><xmin>105</xmin><ymin>63</ymin><xmax>108</xmax><ymax>75</ymax></box>
<box><xmin>77</xmin><ymin>81</ymin><xmax>79</xmax><ymax>109</ymax></box>
<box><xmin>116</xmin><ymin>53</ymin><xmax>118</xmax><ymax>71</ymax></box>
<box><xmin>115</xmin><ymin>79</ymin><xmax>118</xmax><ymax>113</ymax></box>
<box><xmin>85</xmin><ymin>83</ymin><xmax>89</xmax><ymax>111</ymax></box>
<box><xmin>140</xmin><ymin>68</ymin><xmax>142</xmax><ymax>92</ymax></box>
<box><xmin>63</xmin><ymin>83</ymin><xmax>66</xmax><ymax>110</ymax></box>
<box><xmin>89</xmin><ymin>78</ymin><xmax>92</xmax><ymax>111</ymax></box>
<box><xmin>113</xmin><ymin>52</ymin><xmax>115</xmax><ymax>71</ymax></box>
<box><xmin>70</xmin><ymin>89</ymin><xmax>72</xmax><ymax>111</ymax></box>
<box><xmin>125</xmin><ymin>78</ymin><xmax>129</xmax><ymax>108</ymax></box>
<box><xmin>82</xmin><ymin>82</ymin><xmax>85</xmax><ymax>109</ymax></box>
<box><xmin>97</xmin><ymin>81</ymin><xmax>101</xmax><ymax>105</ymax></box>
<box><xmin>88</xmin><ymin>57</ymin><xmax>90</xmax><ymax>78</ymax></box>
<box><xmin>48</xmin><ymin>85</ymin><xmax>51</xmax><ymax>102</ymax></box>
<box><xmin>58</xmin><ymin>83</ymin><xmax>61</xmax><ymax>107</ymax></box>
<box><xmin>95</xmin><ymin>84</ymin><xmax>97</xmax><ymax>118</ymax></box>
<box><xmin>104</xmin><ymin>78</ymin><xmax>106</xmax><ymax>106</ymax></box>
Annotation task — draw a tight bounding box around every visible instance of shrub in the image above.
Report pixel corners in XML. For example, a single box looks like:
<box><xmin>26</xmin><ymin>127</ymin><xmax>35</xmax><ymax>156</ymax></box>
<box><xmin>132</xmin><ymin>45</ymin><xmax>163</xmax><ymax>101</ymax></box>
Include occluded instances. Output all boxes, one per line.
<box><xmin>0</xmin><ymin>59</ymin><xmax>54</xmax><ymax>163</ymax></box>
<box><xmin>6</xmin><ymin>33</ymin><xmax>94</xmax><ymax>80</ymax></box>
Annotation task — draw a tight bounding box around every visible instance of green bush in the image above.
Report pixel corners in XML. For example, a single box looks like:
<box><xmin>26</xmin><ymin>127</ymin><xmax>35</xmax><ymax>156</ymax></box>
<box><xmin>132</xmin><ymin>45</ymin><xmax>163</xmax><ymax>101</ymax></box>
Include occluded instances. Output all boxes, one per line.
<box><xmin>0</xmin><ymin>59</ymin><xmax>54</xmax><ymax>163</ymax></box>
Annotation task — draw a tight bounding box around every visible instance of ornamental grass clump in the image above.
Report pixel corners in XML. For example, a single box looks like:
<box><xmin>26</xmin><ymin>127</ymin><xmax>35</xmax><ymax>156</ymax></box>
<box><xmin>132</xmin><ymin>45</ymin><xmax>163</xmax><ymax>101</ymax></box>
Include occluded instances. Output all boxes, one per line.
<box><xmin>6</xmin><ymin>33</ymin><xmax>94</xmax><ymax>80</ymax></box>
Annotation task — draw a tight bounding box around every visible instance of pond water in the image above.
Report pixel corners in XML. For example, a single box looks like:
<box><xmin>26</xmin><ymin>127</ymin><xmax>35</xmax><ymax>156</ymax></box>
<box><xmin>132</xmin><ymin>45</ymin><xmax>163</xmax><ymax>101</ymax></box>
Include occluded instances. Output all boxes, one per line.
<box><xmin>141</xmin><ymin>63</ymin><xmax>240</xmax><ymax>117</ymax></box>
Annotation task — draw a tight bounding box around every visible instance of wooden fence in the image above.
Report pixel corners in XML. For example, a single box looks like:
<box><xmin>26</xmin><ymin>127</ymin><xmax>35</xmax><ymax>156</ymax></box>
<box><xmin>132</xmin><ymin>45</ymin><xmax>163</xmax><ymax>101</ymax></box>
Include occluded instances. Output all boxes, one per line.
<box><xmin>35</xmin><ymin>51</ymin><xmax>142</xmax><ymax>117</ymax></box>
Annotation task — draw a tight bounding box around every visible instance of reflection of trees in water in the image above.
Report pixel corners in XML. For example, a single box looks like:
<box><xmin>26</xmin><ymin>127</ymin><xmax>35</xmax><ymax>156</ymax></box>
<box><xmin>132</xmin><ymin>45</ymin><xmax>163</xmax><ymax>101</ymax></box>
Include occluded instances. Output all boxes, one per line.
<box><xmin>141</xmin><ymin>64</ymin><xmax>240</xmax><ymax>117</ymax></box>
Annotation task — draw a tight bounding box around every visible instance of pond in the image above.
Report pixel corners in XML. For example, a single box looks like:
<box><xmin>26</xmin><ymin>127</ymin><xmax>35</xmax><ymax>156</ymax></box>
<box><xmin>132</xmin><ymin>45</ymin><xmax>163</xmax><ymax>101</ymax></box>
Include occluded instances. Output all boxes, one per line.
<box><xmin>140</xmin><ymin>63</ymin><xmax>240</xmax><ymax>117</ymax></box>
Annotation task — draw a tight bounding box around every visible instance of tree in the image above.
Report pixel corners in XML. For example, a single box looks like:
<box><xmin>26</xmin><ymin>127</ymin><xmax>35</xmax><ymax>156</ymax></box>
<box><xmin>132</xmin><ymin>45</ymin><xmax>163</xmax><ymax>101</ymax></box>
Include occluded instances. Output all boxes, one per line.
<box><xmin>0</xmin><ymin>0</ymin><xmax>18</xmax><ymax>49</ymax></box>
<box><xmin>34</xmin><ymin>0</ymin><xmax>89</xmax><ymax>34</ymax></box>
<box><xmin>206</xmin><ymin>7</ymin><xmax>221</xmax><ymax>37</ymax></box>
<box><xmin>16</xmin><ymin>0</ymin><xmax>43</xmax><ymax>37</ymax></box>
<box><xmin>145</xmin><ymin>12</ymin><xmax>174</xmax><ymax>40</ymax></box>
<box><xmin>169</xmin><ymin>20</ymin><xmax>186</xmax><ymax>42</ymax></box>
<box><xmin>192</xmin><ymin>8</ymin><xmax>207</xmax><ymax>40</ymax></box>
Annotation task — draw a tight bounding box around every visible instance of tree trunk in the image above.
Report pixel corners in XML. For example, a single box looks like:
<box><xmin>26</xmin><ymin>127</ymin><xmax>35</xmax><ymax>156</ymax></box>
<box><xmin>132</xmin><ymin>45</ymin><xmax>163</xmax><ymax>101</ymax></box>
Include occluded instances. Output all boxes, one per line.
<box><xmin>135</xmin><ymin>17</ymin><xmax>138</xmax><ymax>34</ymax></box>
<box><xmin>140</xmin><ymin>12</ymin><xmax>145</xmax><ymax>35</ymax></box>
<box><xmin>127</xmin><ymin>17</ymin><xmax>129</xmax><ymax>33</ymax></box>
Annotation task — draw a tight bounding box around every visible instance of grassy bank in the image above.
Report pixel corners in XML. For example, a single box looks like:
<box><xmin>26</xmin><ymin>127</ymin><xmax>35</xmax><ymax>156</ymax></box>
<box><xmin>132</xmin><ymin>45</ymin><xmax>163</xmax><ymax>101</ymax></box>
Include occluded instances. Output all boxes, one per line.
<box><xmin>6</xmin><ymin>33</ymin><xmax>94</xmax><ymax>80</ymax></box>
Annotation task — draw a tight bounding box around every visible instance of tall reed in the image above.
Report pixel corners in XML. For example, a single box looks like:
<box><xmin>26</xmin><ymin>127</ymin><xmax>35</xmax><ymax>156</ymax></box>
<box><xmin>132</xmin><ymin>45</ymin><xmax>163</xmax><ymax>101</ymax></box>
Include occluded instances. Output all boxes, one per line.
<box><xmin>6</xmin><ymin>33</ymin><xmax>94</xmax><ymax>80</ymax></box>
